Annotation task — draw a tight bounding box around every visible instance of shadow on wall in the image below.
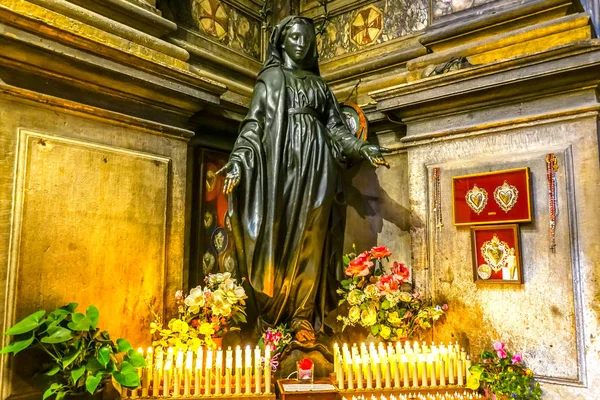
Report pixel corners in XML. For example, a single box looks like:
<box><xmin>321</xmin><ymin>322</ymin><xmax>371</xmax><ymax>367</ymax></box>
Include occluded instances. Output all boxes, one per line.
<box><xmin>342</xmin><ymin>157</ymin><xmax>419</xmax><ymax>252</ymax></box>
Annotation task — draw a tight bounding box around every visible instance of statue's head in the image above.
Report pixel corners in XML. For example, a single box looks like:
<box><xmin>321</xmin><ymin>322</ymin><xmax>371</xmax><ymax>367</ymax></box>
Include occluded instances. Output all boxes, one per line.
<box><xmin>280</xmin><ymin>18</ymin><xmax>316</xmax><ymax>69</ymax></box>
<box><xmin>264</xmin><ymin>16</ymin><xmax>320</xmax><ymax>74</ymax></box>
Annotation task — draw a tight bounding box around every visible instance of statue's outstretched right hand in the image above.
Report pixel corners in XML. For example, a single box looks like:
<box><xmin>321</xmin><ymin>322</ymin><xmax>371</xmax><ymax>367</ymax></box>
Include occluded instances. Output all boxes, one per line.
<box><xmin>216</xmin><ymin>161</ymin><xmax>241</xmax><ymax>194</ymax></box>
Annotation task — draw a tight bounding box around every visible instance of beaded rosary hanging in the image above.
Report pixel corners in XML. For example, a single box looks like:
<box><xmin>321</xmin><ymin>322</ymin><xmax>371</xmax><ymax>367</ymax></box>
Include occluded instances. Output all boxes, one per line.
<box><xmin>545</xmin><ymin>153</ymin><xmax>559</xmax><ymax>252</ymax></box>
<box><xmin>432</xmin><ymin>167</ymin><xmax>443</xmax><ymax>233</ymax></box>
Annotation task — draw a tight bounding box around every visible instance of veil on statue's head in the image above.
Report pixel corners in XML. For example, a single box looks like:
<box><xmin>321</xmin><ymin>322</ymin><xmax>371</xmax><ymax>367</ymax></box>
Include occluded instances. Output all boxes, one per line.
<box><xmin>262</xmin><ymin>15</ymin><xmax>321</xmax><ymax>76</ymax></box>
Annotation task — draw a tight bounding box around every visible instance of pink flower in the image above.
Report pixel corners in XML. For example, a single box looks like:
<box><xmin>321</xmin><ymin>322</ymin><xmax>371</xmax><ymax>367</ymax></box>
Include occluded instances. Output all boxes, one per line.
<box><xmin>345</xmin><ymin>251</ymin><xmax>373</xmax><ymax>277</ymax></box>
<box><xmin>493</xmin><ymin>342</ymin><xmax>505</xmax><ymax>351</ymax></box>
<box><xmin>376</xmin><ymin>275</ymin><xmax>400</xmax><ymax>293</ymax></box>
<box><xmin>442</xmin><ymin>303</ymin><xmax>449</xmax><ymax>311</ymax></box>
<box><xmin>391</xmin><ymin>262</ymin><xmax>410</xmax><ymax>282</ymax></box>
<box><xmin>370</xmin><ymin>246</ymin><xmax>392</xmax><ymax>259</ymax></box>
<box><xmin>497</xmin><ymin>349</ymin><xmax>508</xmax><ymax>359</ymax></box>
<box><xmin>511</xmin><ymin>353</ymin><xmax>522</xmax><ymax>364</ymax></box>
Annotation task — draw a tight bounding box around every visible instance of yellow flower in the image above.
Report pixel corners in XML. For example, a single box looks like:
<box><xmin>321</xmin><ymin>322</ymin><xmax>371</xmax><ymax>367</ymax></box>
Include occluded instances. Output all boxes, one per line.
<box><xmin>185</xmin><ymin>287</ymin><xmax>205</xmax><ymax>314</ymax></box>
<box><xmin>364</xmin><ymin>284</ymin><xmax>380</xmax><ymax>299</ymax></box>
<box><xmin>199</xmin><ymin>322</ymin><xmax>215</xmax><ymax>336</ymax></box>
<box><xmin>388</xmin><ymin>311</ymin><xmax>401</xmax><ymax>324</ymax></box>
<box><xmin>347</xmin><ymin>289</ymin><xmax>364</xmax><ymax>305</ymax></box>
<box><xmin>398</xmin><ymin>292</ymin><xmax>412</xmax><ymax>302</ymax></box>
<box><xmin>360</xmin><ymin>305</ymin><xmax>377</xmax><ymax>326</ymax></box>
<box><xmin>169</xmin><ymin>319</ymin><xmax>189</xmax><ymax>334</ymax></box>
<box><xmin>210</xmin><ymin>289</ymin><xmax>232</xmax><ymax>316</ymax></box>
<box><xmin>189</xmin><ymin>337</ymin><xmax>201</xmax><ymax>350</ymax></box>
<box><xmin>380</xmin><ymin>325</ymin><xmax>391</xmax><ymax>339</ymax></box>
<box><xmin>349</xmin><ymin>306</ymin><xmax>361</xmax><ymax>323</ymax></box>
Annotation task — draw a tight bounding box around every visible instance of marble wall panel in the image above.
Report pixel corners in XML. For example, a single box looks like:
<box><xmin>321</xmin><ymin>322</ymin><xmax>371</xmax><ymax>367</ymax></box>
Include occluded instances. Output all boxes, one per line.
<box><xmin>317</xmin><ymin>0</ymin><xmax>428</xmax><ymax>61</ymax></box>
<box><xmin>165</xmin><ymin>0</ymin><xmax>262</xmax><ymax>60</ymax></box>
<box><xmin>432</xmin><ymin>0</ymin><xmax>498</xmax><ymax>20</ymax></box>
<box><xmin>0</xmin><ymin>95</ymin><xmax>189</xmax><ymax>398</ymax></box>
<box><xmin>405</xmin><ymin>114</ymin><xmax>599</xmax><ymax>392</ymax></box>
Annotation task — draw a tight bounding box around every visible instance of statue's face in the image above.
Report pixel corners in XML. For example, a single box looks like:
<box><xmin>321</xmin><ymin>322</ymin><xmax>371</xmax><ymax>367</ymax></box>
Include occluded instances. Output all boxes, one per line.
<box><xmin>282</xmin><ymin>22</ymin><xmax>314</xmax><ymax>65</ymax></box>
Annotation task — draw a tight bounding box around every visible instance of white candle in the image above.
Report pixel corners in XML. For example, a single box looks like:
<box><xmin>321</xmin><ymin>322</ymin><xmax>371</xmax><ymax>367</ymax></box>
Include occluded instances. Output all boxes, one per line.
<box><xmin>337</xmin><ymin>353</ymin><xmax>344</xmax><ymax>389</ymax></box>
<box><xmin>385</xmin><ymin>356</ymin><xmax>392</xmax><ymax>388</ymax></box>
<box><xmin>173</xmin><ymin>366</ymin><xmax>180</xmax><ymax>397</ymax></box>
<box><xmin>216</xmin><ymin>348</ymin><xmax>222</xmax><ymax>395</ymax></box>
<box><xmin>431</xmin><ymin>359</ymin><xmax>437</xmax><ymax>387</ymax></box>
<box><xmin>235</xmin><ymin>346</ymin><xmax>242</xmax><ymax>394</ymax></box>
<box><xmin>174</xmin><ymin>349</ymin><xmax>183</xmax><ymax>396</ymax></box>
<box><xmin>355</xmin><ymin>356</ymin><xmax>363</xmax><ymax>389</ymax></box>
<box><xmin>334</xmin><ymin>343</ymin><xmax>339</xmax><ymax>379</ymax></box>
<box><xmin>245</xmin><ymin>346</ymin><xmax>252</xmax><ymax>394</ymax></box>
<box><xmin>254</xmin><ymin>347</ymin><xmax>262</xmax><ymax>394</ymax></box>
<box><xmin>412</xmin><ymin>359</ymin><xmax>418</xmax><ymax>387</ymax></box>
<box><xmin>225</xmin><ymin>347</ymin><xmax>233</xmax><ymax>395</ymax></box>
<box><xmin>142</xmin><ymin>347</ymin><xmax>151</xmax><ymax>397</ymax></box>
<box><xmin>264</xmin><ymin>345</ymin><xmax>271</xmax><ymax>394</ymax></box>
<box><xmin>364</xmin><ymin>352</ymin><xmax>372</xmax><ymax>389</ymax></box>
<box><xmin>205</xmin><ymin>348</ymin><xmax>213</xmax><ymax>395</ymax></box>
<box><xmin>184</xmin><ymin>350</ymin><xmax>192</xmax><ymax>396</ymax></box>
<box><xmin>449</xmin><ymin>357</ymin><xmax>455</xmax><ymax>385</ymax></box>
<box><xmin>401</xmin><ymin>356</ymin><xmax>409</xmax><ymax>388</ymax></box>
<box><xmin>392</xmin><ymin>354</ymin><xmax>400</xmax><ymax>388</ymax></box>
<box><xmin>164</xmin><ymin>347</ymin><xmax>173</xmax><ymax>396</ymax></box>
<box><xmin>374</xmin><ymin>356</ymin><xmax>382</xmax><ymax>389</ymax></box>
<box><xmin>457</xmin><ymin>358</ymin><xmax>464</xmax><ymax>386</ymax></box>
<box><xmin>439</xmin><ymin>359</ymin><xmax>446</xmax><ymax>387</ymax></box>
<box><xmin>465</xmin><ymin>355</ymin><xmax>472</xmax><ymax>381</ymax></box>
<box><xmin>194</xmin><ymin>348</ymin><xmax>202</xmax><ymax>396</ymax></box>
<box><xmin>346</xmin><ymin>357</ymin><xmax>354</xmax><ymax>390</ymax></box>
<box><xmin>163</xmin><ymin>361</ymin><xmax>171</xmax><ymax>397</ymax></box>
<box><xmin>420</xmin><ymin>356</ymin><xmax>427</xmax><ymax>387</ymax></box>
<box><xmin>153</xmin><ymin>347</ymin><xmax>162</xmax><ymax>397</ymax></box>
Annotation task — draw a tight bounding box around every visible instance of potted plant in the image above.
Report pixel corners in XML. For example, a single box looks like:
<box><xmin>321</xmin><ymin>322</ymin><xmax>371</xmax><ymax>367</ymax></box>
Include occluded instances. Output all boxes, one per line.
<box><xmin>467</xmin><ymin>342</ymin><xmax>542</xmax><ymax>399</ymax></box>
<box><xmin>151</xmin><ymin>272</ymin><xmax>247</xmax><ymax>351</ymax></box>
<box><xmin>336</xmin><ymin>246</ymin><xmax>447</xmax><ymax>341</ymax></box>
<box><xmin>1</xmin><ymin>303</ymin><xmax>145</xmax><ymax>400</ymax></box>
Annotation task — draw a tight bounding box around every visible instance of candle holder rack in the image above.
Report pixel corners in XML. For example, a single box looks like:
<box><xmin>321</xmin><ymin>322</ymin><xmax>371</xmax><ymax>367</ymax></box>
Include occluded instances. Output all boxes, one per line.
<box><xmin>124</xmin><ymin>345</ymin><xmax>275</xmax><ymax>399</ymax></box>
<box><xmin>127</xmin><ymin>395</ymin><xmax>276</xmax><ymax>400</ymax></box>
<box><xmin>337</xmin><ymin>386</ymin><xmax>481</xmax><ymax>398</ymax></box>
<box><xmin>332</xmin><ymin>341</ymin><xmax>472</xmax><ymax>393</ymax></box>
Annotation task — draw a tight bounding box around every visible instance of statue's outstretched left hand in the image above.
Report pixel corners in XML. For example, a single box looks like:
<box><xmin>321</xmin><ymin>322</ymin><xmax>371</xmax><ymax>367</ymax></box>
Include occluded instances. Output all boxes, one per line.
<box><xmin>360</xmin><ymin>145</ymin><xmax>392</xmax><ymax>169</ymax></box>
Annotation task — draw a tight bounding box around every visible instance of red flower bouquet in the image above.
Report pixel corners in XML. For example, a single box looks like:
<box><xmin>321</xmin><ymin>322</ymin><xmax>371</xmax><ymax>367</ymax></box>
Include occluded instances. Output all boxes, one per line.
<box><xmin>297</xmin><ymin>357</ymin><xmax>314</xmax><ymax>383</ymax></box>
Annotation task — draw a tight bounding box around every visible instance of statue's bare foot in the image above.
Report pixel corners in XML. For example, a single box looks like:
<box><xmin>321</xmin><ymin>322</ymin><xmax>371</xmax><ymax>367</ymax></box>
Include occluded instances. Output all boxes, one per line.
<box><xmin>295</xmin><ymin>329</ymin><xmax>315</xmax><ymax>343</ymax></box>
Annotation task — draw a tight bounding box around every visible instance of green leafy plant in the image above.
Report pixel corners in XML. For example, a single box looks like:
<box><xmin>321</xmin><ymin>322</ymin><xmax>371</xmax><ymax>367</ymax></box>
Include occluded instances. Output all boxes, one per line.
<box><xmin>1</xmin><ymin>303</ymin><xmax>145</xmax><ymax>400</ymax></box>
<box><xmin>467</xmin><ymin>342</ymin><xmax>542</xmax><ymax>399</ymax></box>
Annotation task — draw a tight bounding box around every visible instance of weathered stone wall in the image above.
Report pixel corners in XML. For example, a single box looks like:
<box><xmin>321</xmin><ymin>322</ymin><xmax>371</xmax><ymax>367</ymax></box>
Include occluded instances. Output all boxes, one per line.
<box><xmin>343</xmin><ymin>151</ymin><xmax>411</xmax><ymax>265</ymax></box>
<box><xmin>369</xmin><ymin>1</ymin><xmax>600</xmax><ymax>395</ymax></box>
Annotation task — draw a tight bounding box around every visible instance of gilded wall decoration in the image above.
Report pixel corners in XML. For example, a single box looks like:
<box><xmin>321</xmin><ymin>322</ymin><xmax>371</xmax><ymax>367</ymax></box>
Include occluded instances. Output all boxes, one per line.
<box><xmin>165</xmin><ymin>0</ymin><xmax>262</xmax><ymax>60</ymax></box>
<box><xmin>317</xmin><ymin>0</ymin><xmax>428</xmax><ymax>61</ymax></box>
<box><xmin>349</xmin><ymin>5</ymin><xmax>384</xmax><ymax>46</ymax></box>
<box><xmin>432</xmin><ymin>0</ymin><xmax>497</xmax><ymax>20</ymax></box>
<box><xmin>197</xmin><ymin>0</ymin><xmax>229</xmax><ymax>40</ymax></box>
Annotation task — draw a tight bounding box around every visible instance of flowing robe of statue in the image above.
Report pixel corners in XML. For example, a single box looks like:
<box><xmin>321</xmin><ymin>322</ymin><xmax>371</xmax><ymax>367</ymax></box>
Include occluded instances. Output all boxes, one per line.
<box><xmin>223</xmin><ymin>16</ymin><xmax>389</xmax><ymax>339</ymax></box>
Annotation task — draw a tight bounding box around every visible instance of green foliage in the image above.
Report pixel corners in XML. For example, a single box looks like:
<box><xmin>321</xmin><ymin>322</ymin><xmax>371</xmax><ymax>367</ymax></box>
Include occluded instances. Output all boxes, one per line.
<box><xmin>468</xmin><ymin>343</ymin><xmax>542</xmax><ymax>399</ymax></box>
<box><xmin>1</xmin><ymin>304</ymin><xmax>145</xmax><ymax>399</ymax></box>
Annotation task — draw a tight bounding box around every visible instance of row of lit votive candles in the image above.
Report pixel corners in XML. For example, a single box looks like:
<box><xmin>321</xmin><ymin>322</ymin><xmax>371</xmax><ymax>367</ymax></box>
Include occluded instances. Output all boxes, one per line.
<box><xmin>342</xmin><ymin>392</ymin><xmax>483</xmax><ymax>400</ymax></box>
<box><xmin>333</xmin><ymin>341</ymin><xmax>471</xmax><ymax>390</ymax></box>
<box><xmin>123</xmin><ymin>345</ymin><xmax>273</xmax><ymax>398</ymax></box>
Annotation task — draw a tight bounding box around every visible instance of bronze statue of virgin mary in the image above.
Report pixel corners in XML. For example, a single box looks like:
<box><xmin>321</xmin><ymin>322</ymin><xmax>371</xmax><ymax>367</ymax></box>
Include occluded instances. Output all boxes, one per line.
<box><xmin>218</xmin><ymin>16</ymin><xmax>390</xmax><ymax>342</ymax></box>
